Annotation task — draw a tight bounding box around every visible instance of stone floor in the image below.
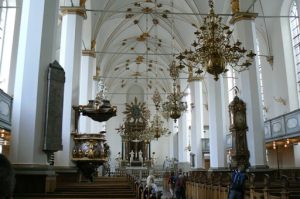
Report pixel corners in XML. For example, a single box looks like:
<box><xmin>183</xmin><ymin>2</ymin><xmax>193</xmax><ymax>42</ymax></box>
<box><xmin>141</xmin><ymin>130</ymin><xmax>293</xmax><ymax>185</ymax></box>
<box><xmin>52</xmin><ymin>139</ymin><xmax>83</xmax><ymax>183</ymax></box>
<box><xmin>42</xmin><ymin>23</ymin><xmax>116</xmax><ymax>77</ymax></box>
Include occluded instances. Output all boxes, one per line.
<box><xmin>160</xmin><ymin>189</ymin><xmax>174</xmax><ymax>199</ymax></box>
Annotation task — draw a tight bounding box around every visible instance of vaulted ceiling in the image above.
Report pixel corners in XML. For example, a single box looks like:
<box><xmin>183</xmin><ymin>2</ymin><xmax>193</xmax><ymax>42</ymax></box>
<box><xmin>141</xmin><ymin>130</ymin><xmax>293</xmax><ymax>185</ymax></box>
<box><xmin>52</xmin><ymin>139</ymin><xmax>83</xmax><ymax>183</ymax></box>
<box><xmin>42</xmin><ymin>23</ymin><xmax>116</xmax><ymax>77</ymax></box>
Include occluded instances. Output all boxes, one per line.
<box><xmin>72</xmin><ymin>0</ymin><xmax>284</xmax><ymax>97</ymax></box>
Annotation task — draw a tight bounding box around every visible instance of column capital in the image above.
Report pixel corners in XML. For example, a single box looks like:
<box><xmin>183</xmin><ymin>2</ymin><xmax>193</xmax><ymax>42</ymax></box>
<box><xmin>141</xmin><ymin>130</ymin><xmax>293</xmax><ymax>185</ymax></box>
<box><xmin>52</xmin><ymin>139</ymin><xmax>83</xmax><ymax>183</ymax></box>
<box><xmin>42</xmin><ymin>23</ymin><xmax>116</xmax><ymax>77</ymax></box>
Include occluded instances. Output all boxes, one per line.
<box><xmin>82</xmin><ymin>50</ymin><xmax>96</xmax><ymax>58</ymax></box>
<box><xmin>93</xmin><ymin>66</ymin><xmax>101</xmax><ymax>80</ymax></box>
<box><xmin>229</xmin><ymin>12</ymin><xmax>258</xmax><ymax>24</ymax></box>
<box><xmin>188</xmin><ymin>76</ymin><xmax>203</xmax><ymax>82</ymax></box>
<box><xmin>61</xmin><ymin>6</ymin><xmax>87</xmax><ymax>19</ymax></box>
<box><xmin>93</xmin><ymin>75</ymin><xmax>101</xmax><ymax>81</ymax></box>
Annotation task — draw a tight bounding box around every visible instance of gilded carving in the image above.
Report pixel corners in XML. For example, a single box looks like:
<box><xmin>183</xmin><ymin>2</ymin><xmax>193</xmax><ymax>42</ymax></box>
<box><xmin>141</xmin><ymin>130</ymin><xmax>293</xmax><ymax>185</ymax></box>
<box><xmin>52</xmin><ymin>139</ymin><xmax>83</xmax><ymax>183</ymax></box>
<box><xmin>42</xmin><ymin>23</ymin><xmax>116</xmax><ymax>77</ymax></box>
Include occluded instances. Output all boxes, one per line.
<box><xmin>231</xmin><ymin>0</ymin><xmax>240</xmax><ymax>14</ymax></box>
<box><xmin>80</xmin><ymin>0</ymin><xmax>86</xmax><ymax>7</ymax></box>
<box><xmin>61</xmin><ymin>7</ymin><xmax>87</xmax><ymax>19</ymax></box>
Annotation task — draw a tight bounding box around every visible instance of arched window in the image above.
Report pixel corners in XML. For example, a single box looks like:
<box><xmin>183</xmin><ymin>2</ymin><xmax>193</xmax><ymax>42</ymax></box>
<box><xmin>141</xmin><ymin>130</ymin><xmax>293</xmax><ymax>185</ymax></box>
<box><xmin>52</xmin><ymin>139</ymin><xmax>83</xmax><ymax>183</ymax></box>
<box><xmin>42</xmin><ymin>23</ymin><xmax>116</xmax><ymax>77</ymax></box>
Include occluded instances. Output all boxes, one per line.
<box><xmin>0</xmin><ymin>0</ymin><xmax>16</xmax><ymax>93</ymax></box>
<box><xmin>0</xmin><ymin>0</ymin><xmax>7</xmax><ymax>86</ymax></box>
<box><xmin>227</xmin><ymin>68</ymin><xmax>236</xmax><ymax>103</ymax></box>
<box><xmin>289</xmin><ymin>0</ymin><xmax>300</xmax><ymax>105</ymax></box>
<box><xmin>256</xmin><ymin>39</ymin><xmax>266</xmax><ymax>120</ymax></box>
<box><xmin>0</xmin><ymin>0</ymin><xmax>7</xmax><ymax>59</ymax></box>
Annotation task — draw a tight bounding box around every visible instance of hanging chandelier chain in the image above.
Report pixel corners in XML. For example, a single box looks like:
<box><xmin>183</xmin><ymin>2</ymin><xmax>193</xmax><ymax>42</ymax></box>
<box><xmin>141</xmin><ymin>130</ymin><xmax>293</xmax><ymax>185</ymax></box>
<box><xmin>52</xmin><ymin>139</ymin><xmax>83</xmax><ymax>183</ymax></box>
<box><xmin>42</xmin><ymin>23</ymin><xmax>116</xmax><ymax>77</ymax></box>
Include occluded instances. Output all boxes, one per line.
<box><xmin>208</xmin><ymin>0</ymin><xmax>214</xmax><ymax>9</ymax></box>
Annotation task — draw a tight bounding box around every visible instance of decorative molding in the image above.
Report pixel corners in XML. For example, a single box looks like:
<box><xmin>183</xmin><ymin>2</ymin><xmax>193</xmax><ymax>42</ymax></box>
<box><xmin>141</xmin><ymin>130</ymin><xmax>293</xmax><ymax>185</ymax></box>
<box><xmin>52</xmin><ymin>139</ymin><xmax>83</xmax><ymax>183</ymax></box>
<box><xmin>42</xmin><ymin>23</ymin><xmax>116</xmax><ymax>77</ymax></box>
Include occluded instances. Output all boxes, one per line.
<box><xmin>230</xmin><ymin>0</ymin><xmax>240</xmax><ymax>14</ymax></box>
<box><xmin>60</xmin><ymin>6</ymin><xmax>87</xmax><ymax>19</ymax></box>
<box><xmin>82</xmin><ymin>50</ymin><xmax>96</xmax><ymax>57</ymax></box>
<box><xmin>273</xmin><ymin>96</ymin><xmax>287</xmax><ymax>106</ymax></box>
<box><xmin>263</xmin><ymin>105</ymin><xmax>269</xmax><ymax>113</ymax></box>
<box><xmin>229</xmin><ymin>12</ymin><xmax>258</xmax><ymax>24</ymax></box>
<box><xmin>93</xmin><ymin>75</ymin><xmax>101</xmax><ymax>81</ymax></box>
<box><xmin>188</xmin><ymin>76</ymin><xmax>204</xmax><ymax>82</ymax></box>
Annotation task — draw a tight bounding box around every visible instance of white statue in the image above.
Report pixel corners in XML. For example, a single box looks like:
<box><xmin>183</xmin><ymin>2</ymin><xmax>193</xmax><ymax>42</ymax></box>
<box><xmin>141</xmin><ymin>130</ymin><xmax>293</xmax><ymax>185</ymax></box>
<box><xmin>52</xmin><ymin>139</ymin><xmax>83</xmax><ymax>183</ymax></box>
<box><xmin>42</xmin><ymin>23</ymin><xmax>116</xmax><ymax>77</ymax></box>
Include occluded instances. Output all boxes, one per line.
<box><xmin>163</xmin><ymin>156</ymin><xmax>170</xmax><ymax>169</ymax></box>
<box><xmin>115</xmin><ymin>152</ymin><xmax>121</xmax><ymax>167</ymax></box>
<box><xmin>129</xmin><ymin>150</ymin><xmax>134</xmax><ymax>163</ymax></box>
<box><xmin>138</xmin><ymin>150</ymin><xmax>143</xmax><ymax>163</ymax></box>
<box><xmin>226</xmin><ymin>152</ymin><xmax>232</xmax><ymax>169</ymax></box>
<box><xmin>151</xmin><ymin>152</ymin><xmax>156</xmax><ymax>167</ymax></box>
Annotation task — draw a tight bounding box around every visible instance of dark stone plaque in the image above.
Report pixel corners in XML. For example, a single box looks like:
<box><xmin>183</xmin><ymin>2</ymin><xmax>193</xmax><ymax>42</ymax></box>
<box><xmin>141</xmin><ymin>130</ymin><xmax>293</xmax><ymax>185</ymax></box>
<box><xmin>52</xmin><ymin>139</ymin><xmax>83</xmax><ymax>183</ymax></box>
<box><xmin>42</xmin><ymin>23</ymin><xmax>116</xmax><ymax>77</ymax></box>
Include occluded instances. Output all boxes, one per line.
<box><xmin>43</xmin><ymin>60</ymin><xmax>65</xmax><ymax>154</ymax></box>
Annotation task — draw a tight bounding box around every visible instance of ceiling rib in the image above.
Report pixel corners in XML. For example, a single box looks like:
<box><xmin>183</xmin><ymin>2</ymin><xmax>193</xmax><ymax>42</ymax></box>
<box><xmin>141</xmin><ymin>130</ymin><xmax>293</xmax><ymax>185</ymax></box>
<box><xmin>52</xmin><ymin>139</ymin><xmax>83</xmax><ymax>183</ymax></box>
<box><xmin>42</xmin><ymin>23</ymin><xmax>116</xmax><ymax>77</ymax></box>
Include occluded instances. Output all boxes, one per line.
<box><xmin>83</xmin><ymin>8</ymin><xmax>297</xmax><ymax>18</ymax></box>
<box><xmin>95</xmin><ymin>51</ymin><xmax>175</xmax><ymax>55</ymax></box>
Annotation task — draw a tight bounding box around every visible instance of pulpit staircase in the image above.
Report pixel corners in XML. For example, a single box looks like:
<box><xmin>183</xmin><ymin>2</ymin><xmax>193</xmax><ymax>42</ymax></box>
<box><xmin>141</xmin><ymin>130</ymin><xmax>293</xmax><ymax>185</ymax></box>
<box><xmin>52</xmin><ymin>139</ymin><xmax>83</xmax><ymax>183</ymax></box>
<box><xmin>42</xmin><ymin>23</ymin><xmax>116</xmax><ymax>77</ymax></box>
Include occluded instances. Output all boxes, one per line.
<box><xmin>14</xmin><ymin>176</ymin><xmax>136</xmax><ymax>199</ymax></box>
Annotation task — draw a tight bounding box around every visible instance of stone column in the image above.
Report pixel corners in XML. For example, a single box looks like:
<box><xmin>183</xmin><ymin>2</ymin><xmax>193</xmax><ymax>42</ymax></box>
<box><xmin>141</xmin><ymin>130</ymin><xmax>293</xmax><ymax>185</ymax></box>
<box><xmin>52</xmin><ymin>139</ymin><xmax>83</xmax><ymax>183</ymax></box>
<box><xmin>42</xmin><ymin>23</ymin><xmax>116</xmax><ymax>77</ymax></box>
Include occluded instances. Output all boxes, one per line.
<box><xmin>78</xmin><ymin>43</ymin><xmax>96</xmax><ymax>133</ymax></box>
<box><xmin>168</xmin><ymin>120</ymin><xmax>175</xmax><ymax>159</ymax></box>
<box><xmin>90</xmin><ymin>73</ymin><xmax>103</xmax><ymax>133</ymax></box>
<box><xmin>190</xmin><ymin>80</ymin><xmax>204</xmax><ymax>168</ymax></box>
<box><xmin>178</xmin><ymin>101</ymin><xmax>188</xmax><ymax>163</ymax></box>
<box><xmin>208</xmin><ymin>76</ymin><xmax>226</xmax><ymax>169</ymax></box>
<box><xmin>55</xmin><ymin>4</ymin><xmax>86</xmax><ymax>166</ymax></box>
<box><xmin>231</xmin><ymin>10</ymin><xmax>267</xmax><ymax>168</ymax></box>
<box><xmin>10</xmin><ymin>0</ymin><xmax>59</xmax><ymax>164</ymax></box>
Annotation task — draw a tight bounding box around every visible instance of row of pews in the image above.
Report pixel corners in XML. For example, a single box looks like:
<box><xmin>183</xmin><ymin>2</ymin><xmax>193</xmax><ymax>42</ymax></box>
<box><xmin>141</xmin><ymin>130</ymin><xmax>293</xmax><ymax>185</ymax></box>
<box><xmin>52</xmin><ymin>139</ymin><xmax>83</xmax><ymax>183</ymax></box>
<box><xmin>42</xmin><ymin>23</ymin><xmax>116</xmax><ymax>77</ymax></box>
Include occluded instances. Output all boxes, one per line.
<box><xmin>13</xmin><ymin>165</ymin><xmax>300</xmax><ymax>199</ymax></box>
<box><xmin>183</xmin><ymin>169</ymin><xmax>300</xmax><ymax>199</ymax></box>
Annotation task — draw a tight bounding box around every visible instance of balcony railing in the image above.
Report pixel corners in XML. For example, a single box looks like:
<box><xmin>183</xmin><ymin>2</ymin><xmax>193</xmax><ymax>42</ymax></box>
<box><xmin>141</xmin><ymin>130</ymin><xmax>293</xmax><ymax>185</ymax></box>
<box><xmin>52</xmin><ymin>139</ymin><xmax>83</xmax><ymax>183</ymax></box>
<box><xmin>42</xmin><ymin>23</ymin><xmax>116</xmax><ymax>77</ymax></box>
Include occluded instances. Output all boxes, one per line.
<box><xmin>0</xmin><ymin>89</ymin><xmax>13</xmax><ymax>131</ymax></box>
<box><xmin>201</xmin><ymin>109</ymin><xmax>300</xmax><ymax>153</ymax></box>
<box><xmin>264</xmin><ymin>109</ymin><xmax>300</xmax><ymax>141</ymax></box>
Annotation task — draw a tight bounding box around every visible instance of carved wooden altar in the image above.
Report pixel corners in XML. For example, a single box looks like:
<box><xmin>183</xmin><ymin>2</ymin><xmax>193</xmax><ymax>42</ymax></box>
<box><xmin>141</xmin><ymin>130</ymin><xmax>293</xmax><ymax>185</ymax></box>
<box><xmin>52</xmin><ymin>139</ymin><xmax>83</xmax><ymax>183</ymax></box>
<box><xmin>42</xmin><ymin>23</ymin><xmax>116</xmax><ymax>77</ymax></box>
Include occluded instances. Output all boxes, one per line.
<box><xmin>120</xmin><ymin>97</ymin><xmax>151</xmax><ymax>167</ymax></box>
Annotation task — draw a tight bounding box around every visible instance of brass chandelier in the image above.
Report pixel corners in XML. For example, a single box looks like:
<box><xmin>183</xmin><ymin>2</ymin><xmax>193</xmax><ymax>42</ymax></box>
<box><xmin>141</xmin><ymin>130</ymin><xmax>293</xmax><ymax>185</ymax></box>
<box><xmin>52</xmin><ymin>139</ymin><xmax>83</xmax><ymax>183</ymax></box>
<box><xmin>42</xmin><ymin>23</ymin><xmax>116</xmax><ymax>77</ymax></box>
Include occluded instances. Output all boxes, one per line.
<box><xmin>162</xmin><ymin>60</ymin><xmax>187</xmax><ymax>122</ymax></box>
<box><xmin>116</xmin><ymin>123</ymin><xmax>152</xmax><ymax>142</ymax></box>
<box><xmin>148</xmin><ymin>114</ymin><xmax>169</xmax><ymax>139</ymax></box>
<box><xmin>176</xmin><ymin>0</ymin><xmax>256</xmax><ymax>81</ymax></box>
<box><xmin>116</xmin><ymin>116</ymin><xmax>168</xmax><ymax>141</ymax></box>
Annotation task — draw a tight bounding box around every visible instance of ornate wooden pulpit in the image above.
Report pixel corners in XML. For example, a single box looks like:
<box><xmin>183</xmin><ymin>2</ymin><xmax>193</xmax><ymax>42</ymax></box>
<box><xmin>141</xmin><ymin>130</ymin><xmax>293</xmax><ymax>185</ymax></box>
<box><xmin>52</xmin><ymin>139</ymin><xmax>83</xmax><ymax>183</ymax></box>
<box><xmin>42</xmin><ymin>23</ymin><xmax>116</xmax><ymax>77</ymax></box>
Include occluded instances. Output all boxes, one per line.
<box><xmin>72</xmin><ymin>99</ymin><xmax>117</xmax><ymax>180</ymax></box>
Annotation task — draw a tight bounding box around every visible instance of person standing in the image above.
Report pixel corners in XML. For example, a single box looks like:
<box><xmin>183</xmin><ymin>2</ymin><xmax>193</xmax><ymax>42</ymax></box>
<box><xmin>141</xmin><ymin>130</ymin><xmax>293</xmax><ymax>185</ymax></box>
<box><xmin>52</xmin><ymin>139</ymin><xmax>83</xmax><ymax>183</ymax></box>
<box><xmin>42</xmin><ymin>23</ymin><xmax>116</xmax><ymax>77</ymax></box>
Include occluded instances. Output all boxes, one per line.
<box><xmin>228</xmin><ymin>165</ymin><xmax>247</xmax><ymax>199</ymax></box>
<box><xmin>143</xmin><ymin>175</ymin><xmax>158</xmax><ymax>199</ymax></box>
<box><xmin>168</xmin><ymin>171</ymin><xmax>176</xmax><ymax>198</ymax></box>
<box><xmin>175</xmin><ymin>168</ymin><xmax>185</xmax><ymax>199</ymax></box>
<box><xmin>0</xmin><ymin>154</ymin><xmax>15</xmax><ymax>199</ymax></box>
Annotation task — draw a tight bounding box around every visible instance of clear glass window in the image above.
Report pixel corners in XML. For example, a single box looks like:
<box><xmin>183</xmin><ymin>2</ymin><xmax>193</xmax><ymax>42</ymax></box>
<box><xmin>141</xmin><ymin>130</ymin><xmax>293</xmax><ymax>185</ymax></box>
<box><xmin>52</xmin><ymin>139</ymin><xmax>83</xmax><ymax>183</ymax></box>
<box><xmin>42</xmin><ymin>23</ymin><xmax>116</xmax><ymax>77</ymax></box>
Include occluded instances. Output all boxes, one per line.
<box><xmin>256</xmin><ymin>40</ymin><xmax>266</xmax><ymax>120</ymax></box>
<box><xmin>289</xmin><ymin>0</ymin><xmax>300</xmax><ymax>105</ymax></box>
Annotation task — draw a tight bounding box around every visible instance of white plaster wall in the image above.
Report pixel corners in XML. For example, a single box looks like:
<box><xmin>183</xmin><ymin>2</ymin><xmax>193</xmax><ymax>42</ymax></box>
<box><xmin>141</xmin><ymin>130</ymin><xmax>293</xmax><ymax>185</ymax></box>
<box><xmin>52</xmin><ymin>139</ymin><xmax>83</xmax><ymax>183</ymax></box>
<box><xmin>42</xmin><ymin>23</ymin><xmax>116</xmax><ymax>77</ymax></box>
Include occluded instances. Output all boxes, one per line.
<box><xmin>267</xmin><ymin>146</ymin><xmax>295</xmax><ymax>168</ymax></box>
<box><xmin>106</xmin><ymin>91</ymin><xmax>126</xmax><ymax>170</ymax></box>
<box><xmin>268</xmin><ymin>17</ymin><xmax>290</xmax><ymax>116</ymax></box>
<box><xmin>280</xmin><ymin>0</ymin><xmax>299</xmax><ymax>111</ymax></box>
<box><xmin>293</xmin><ymin>144</ymin><xmax>300</xmax><ymax>167</ymax></box>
